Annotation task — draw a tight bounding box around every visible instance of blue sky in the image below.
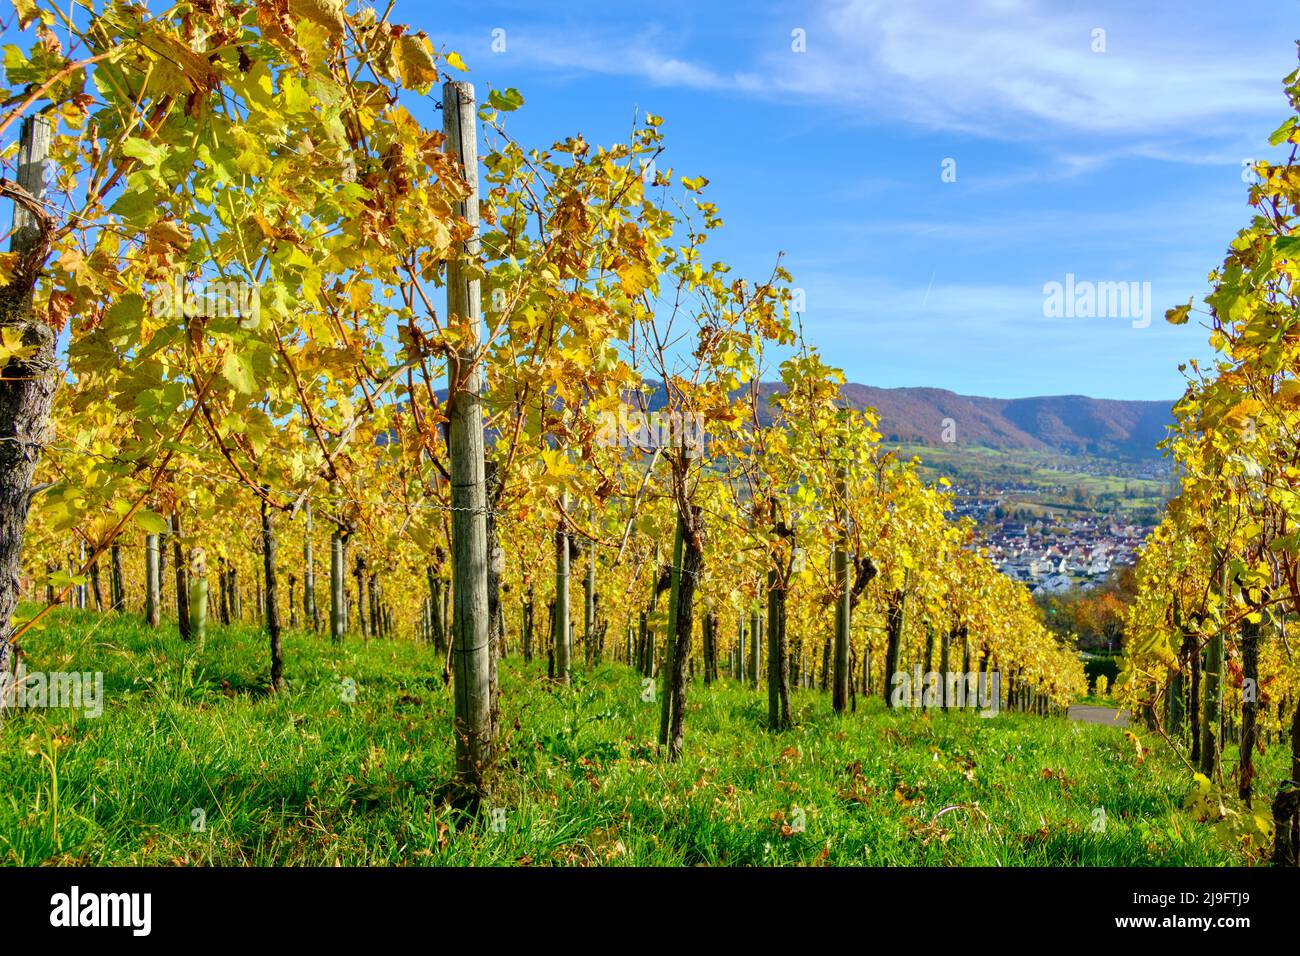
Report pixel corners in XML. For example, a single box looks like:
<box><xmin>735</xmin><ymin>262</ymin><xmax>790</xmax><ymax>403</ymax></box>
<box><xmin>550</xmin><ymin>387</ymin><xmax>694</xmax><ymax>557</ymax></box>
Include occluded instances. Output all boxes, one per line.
<box><xmin>413</xmin><ymin>0</ymin><xmax>1297</xmax><ymax>400</ymax></box>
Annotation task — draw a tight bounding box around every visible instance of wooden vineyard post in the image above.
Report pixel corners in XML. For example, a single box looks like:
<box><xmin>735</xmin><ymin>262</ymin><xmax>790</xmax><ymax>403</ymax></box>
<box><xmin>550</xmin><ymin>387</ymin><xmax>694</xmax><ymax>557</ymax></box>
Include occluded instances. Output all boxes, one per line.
<box><xmin>833</xmin><ymin>463</ymin><xmax>851</xmax><ymax>713</ymax></box>
<box><xmin>659</xmin><ymin>515</ymin><xmax>685</xmax><ymax>745</ymax></box>
<box><xmin>171</xmin><ymin>513</ymin><xmax>191</xmax><ymax>640</ymax></box>
<box><xmin>304</xmin><ymin>502</ymin><xmax>318</xmax><ymax>631</ymax></box>
<box><xmin>145</xmin><ymin>534</ymin><xmax>161</xmax><ymax>626</ymax></box>
<box><xmin>262</xmin><ymin>493</ymin><xmax>284</xmax><ymax>692</ymax></box>
<box><xmin>189</xmin><ymin>549</ymin><xmax>208</xmax><ymax>646</ymax></box>
<box><xmin>330</xmin><ymin>530</ymin><xmax>345</xmax><ymax>643</ymax></box>
<box><xmin>1201</xmin><ymin>550</ymin><xmax>1225</xmax><ymax>778</ymax></box>
<box><xmin>554</xmin><ymin>493</ymin><xmax>571</xmax><ymax>684</ymax></box>
<box><xmin>584</xmin><ymin>523</ymin><xmax>597</xmax><ymax>665</ymax></box>
<box><xmin>443</xmin><ymin>80</ymin><xmax>494</xmax><ymax>807</ymax></box>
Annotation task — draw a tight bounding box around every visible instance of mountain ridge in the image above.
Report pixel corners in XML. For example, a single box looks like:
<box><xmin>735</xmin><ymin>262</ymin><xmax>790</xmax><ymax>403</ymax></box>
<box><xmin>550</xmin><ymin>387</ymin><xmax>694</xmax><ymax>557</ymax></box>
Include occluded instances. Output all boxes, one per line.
<box><xmin>432</xmin><ymin>381</ymin><xmax>1176</xmax><ymax>460</ymax></box>
<box><xmin>749</xmin><ymin>383</ymin><xmax>1176</xmax><ymax>459</ymax></box>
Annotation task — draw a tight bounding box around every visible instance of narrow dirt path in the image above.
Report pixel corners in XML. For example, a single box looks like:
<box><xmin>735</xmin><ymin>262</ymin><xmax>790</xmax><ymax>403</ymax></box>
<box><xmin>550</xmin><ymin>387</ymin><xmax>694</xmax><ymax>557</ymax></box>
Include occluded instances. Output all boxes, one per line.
<box><xmin>1068</xmin><ymin>704</ymin><xmax>1129</xmax><ymax>727</ymax></box>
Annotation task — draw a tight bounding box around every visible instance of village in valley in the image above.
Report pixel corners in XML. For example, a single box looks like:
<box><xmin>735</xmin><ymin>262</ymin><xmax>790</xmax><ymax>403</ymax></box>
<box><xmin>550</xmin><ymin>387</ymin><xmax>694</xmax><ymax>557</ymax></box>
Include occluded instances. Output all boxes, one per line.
<box><xmin>978</xmin><ymin>512</ymin><xmax>1148</xmax><ymax>595</ymax></box>
<box><xmin>934</xmin><ymin>471</ymin><xmax>1161</xmax><ymax>596</ymax></box>
<box><xmin>885</xmin><ymin>438</ymin><xmax>1173</xmax><ymax>598</ymax></box>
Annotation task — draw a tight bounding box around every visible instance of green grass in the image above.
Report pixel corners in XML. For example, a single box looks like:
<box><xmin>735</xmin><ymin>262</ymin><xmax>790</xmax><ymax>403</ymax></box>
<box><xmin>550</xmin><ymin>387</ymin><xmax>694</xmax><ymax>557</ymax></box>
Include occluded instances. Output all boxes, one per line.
<box><xmin>0</xmin><ymin>609</ymin><xmax>1276</xmax><ymax>866</ymax></box>
<box><xmin>896</xmin><ymin>442</ymin><xmax>1171</xmax><ymax>515</ymax></box>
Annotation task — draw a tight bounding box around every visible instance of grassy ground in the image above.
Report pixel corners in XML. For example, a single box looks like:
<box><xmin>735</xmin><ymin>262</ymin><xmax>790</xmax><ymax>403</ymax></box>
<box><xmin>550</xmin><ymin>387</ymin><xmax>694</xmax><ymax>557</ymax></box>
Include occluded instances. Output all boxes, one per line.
<box><xmin>0</xmin><ymin>609</ymin><xmax>1277</xmax><ymax>866</ymax></box>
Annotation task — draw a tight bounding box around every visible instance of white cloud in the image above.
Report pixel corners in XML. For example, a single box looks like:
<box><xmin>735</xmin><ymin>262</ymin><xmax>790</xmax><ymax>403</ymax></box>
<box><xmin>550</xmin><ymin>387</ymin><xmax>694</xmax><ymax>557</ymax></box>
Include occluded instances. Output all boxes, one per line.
<box><xmin>783</xmin><ymin>0</ymin><xmax>1282</xmax><ymax>139</ymax></box>
<box><xmin>471</xmin><ymin>24</ymin><xmax>740</xmax><ymax>90</ymax></box>
<box><xmin>476</xmin><ymin>0</ymin><xmax>1288</xmax><ymax>152</ymax></box>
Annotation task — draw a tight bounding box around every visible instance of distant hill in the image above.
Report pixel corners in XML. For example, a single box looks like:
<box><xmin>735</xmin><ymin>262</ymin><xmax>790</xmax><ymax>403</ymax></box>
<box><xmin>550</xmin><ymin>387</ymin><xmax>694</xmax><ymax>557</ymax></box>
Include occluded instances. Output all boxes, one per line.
<box><xmin>722</xmin><ymin>384</ymin><xmax>1174</xmax><ymax>459</ymax></box>
<box><xmin>433</xmin><ymin>381</ymin><xmax>1176</xmax><ymax>460</ymax></box>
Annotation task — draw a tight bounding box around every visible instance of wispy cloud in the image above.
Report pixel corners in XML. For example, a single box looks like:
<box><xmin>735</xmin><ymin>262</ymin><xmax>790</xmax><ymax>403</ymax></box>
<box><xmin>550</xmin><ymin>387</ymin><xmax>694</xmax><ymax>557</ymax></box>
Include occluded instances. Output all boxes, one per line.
<box><xmin>470</xmin><ymin>0</ymin><xmax>1289</xmax><ymax>154</ymax></box>
<box><xmin>783</xmin><ymin>0</ymin><xmax>1282</xmax><ymax>139</ymax></box>
<box><xmin>436</xmin><ymin>0</ymin><xmax>1278</xmax><ymax>398</ymax></box>
<box><xmin>455</xmin><ymin>23</ymin><xmax>745</xmax><ymax>90</ymax></box>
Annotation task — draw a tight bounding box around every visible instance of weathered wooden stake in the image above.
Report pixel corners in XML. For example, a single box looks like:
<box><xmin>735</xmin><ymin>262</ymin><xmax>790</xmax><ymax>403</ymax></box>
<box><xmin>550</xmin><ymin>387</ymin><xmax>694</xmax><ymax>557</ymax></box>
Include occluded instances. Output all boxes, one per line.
<box><xmin>262</xmin><ymin>493</ymin><xmax>284</xmax><ymax>691</ymax></box>
<box><xmin>304</xmin><ymin>501</ymin><xmax>318</xmax><ymax>631</ymax></box>
<box><xmin>145</xmin><ymin>534</ymin><xmax>161</xmax><ymax>626</ymax></box>
<box><xmin>833</xmin><ymin>463</ymin><xmax>851</xmax><ymax>713</ymax></box>
<box><xmin>554</xmin><ymin>493</ymin><xmax>571</xmax><ymax>685</ymax></box>
<box><xmin>444</xmin><ymin>79</ymin><xmax>494</xmax><ymax>807</ymax></box>
<box><xmin>189</xmin><ymin>549</ymin><xmax>208</xmax><ymax>646</ymax></box>
<box><xmin>330</xmin><ymin>531</ymin><xmax>345</xmax><ymax>642</ymax></box>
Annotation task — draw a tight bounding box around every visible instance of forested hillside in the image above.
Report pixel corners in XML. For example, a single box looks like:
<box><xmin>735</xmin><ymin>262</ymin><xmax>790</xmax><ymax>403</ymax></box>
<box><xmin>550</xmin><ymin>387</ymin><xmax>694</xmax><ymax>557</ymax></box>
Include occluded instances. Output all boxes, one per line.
<box><xmin>736</xmin><ymin>383</ymin><xmax>1176</xmax><ymax>458</ymax></box>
